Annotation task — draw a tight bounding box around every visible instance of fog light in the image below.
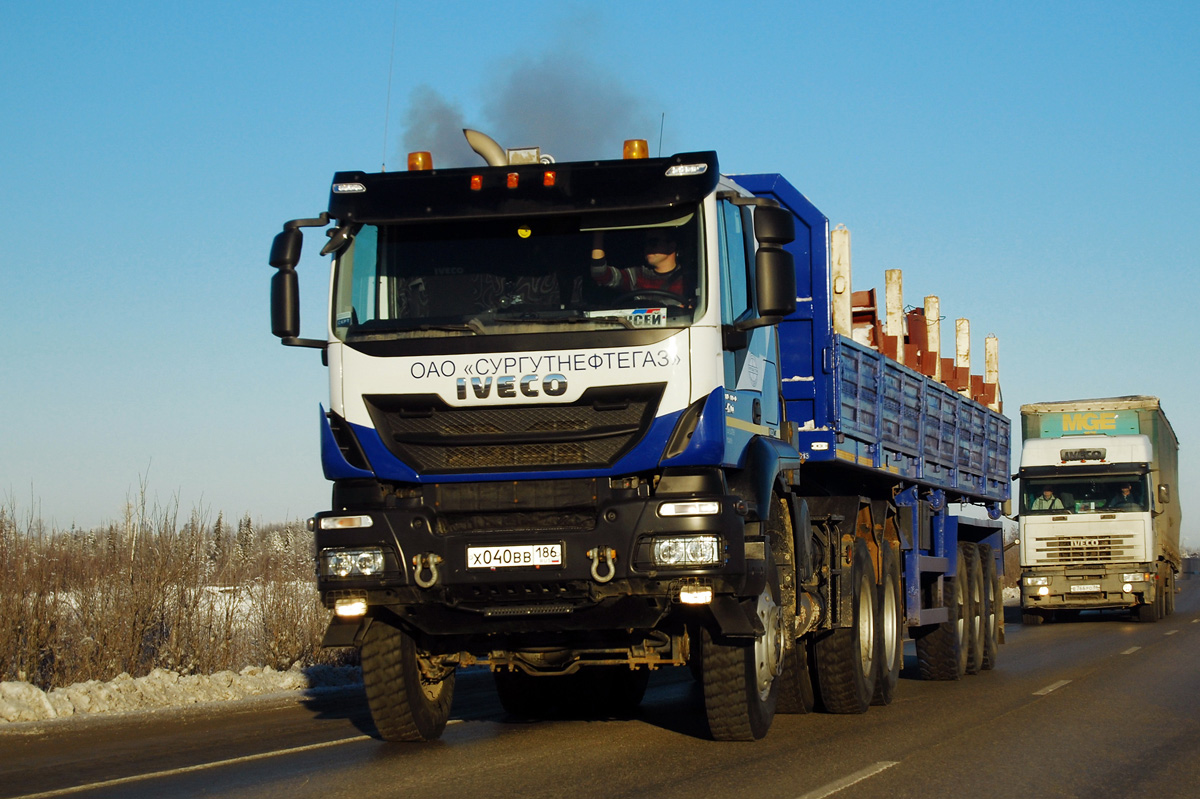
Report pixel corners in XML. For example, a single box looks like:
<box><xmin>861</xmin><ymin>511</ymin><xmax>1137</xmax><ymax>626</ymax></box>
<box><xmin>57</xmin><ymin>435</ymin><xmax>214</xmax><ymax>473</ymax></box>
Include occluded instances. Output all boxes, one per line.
<box><xmin>679</xmin><ymin>586</ymin><xmax>713</xmax><ymax>605</ymax></box>
<box><xmin>651</xmin><ymin>535</ymin><xmax>720</xmax><ymax>567</ymax></box>
<box><xmin>1037</xmin><ymin>586</ymin><xmax>1050</xmax><ymax>596</ymax></box>
<box><xmin>1123</xmin><ymin>583</ymin><xmax>1133</xmax><ymax>593</ymax></box>
<box><xmin>321</xmin><ymin>547</ymin><xmax>385</xmax><ymax>577</ymax></box>
<box><xmin>334</xmin><ymin>597</ymin><xmax>367</xmax><ymax>618</ymax></box>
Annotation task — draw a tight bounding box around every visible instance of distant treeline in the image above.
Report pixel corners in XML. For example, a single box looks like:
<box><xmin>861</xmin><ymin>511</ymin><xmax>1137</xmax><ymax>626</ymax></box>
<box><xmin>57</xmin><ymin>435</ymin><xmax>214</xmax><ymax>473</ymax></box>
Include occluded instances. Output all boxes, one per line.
<box><xmin>0</xmin><ymin>497</ymin><xmax>346</xmax><ymax>691</ymax></box>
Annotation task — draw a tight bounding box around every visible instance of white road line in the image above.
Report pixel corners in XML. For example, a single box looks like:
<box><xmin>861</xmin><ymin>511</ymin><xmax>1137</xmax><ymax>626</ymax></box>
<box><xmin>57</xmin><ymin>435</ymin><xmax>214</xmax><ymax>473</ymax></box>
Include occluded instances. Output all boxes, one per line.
<box><xmin>11</xmin><ymin>734</ymin><xmax>373</xmax><ymax>799</ymax></box>
<box><xmin>1165</xmin><ymin>630</ymin><xmax>1179</xmax><ymax>636</ymax></box>
<box><xmin>1034</xmin><ymin>679</ymin><xmax>1072</xmax><ymax>696</ymax></box>
<box><xmin>1192</xmin><ymin>619</ymin><xmax>1198</xmax><ymax>624</ymax></box>
<box><xmin>1122</xmin><ymin>646</ymin><xmax>1141</xmax><ymax>654</ymax></box>
<box><xmin>795</xmin><ymin>761</ymin><xmax>900</xmax><ymax>799</ymax></box>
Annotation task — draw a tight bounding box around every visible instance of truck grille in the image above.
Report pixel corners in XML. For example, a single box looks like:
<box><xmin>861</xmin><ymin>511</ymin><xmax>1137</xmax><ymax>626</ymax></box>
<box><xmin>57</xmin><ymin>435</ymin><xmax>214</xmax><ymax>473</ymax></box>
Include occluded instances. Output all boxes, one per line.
<box><xmin>364</xmin><ymin>384</ymin><xmax>664</xmax><ymax>474</ymax></box>
<box><xmin>1029</xmin><ymin>533</ymin><xmax>1139</xmax><ymax>564</ymax></box>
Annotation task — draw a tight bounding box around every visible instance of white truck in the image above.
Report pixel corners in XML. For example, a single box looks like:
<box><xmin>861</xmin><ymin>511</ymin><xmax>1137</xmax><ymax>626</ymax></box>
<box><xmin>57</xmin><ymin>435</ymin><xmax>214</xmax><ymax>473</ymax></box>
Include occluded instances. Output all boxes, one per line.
<box><xmin>1018</xmin><ymin>396</ymin><xmax>1181</xmax><ymax>623</ymax></box>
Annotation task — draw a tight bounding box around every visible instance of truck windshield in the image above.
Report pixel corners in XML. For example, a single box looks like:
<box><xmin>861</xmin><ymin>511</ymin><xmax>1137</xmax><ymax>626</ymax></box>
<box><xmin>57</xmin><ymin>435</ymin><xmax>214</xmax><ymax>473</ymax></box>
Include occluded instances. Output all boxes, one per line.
<box><xmin>331</xmin><ymin>207</ymin><xmax>704</xmax><ymax>340</ymax></box>
<box><xmin>1022</xmin><ymin>475</ymin><xmax>1150</xmax><ymax>515</ymax></box>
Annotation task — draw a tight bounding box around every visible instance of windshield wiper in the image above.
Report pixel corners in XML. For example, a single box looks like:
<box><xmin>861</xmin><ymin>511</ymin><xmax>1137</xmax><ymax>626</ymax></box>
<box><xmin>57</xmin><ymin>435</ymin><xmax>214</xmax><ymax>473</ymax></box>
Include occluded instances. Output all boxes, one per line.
<box><xmin>489</xmin><ymin>310</ymin><xmax>638</xmax><ymax>329</ymax></box>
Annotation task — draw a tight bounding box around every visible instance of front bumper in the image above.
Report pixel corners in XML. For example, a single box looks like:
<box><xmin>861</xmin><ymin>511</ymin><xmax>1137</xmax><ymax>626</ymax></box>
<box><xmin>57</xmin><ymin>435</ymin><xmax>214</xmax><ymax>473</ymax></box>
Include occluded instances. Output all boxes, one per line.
<box><xmin>314</xmin><ymin>485</ymin><xmax>767</xmax><ymax>639</ymax></box>
<box><xmin>1020</xmin><ymin>567</ymin><xmax>1153</xmax><ymax>611</ymax></box>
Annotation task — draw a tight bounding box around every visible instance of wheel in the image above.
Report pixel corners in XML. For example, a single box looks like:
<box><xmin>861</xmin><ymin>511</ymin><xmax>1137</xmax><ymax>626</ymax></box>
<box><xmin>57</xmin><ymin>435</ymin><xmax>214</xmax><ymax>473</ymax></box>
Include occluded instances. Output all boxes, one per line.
<box><xmin>813</xmin><ymin>537</ymin><xmax>880</xmax><ymax>713</ymax></box>
<box><xmin>701</xmin><ymin>549</ymin><xmax>783</xmax><ymax>740</ymax></box>
<box><xmin>1021</xmin><ymin>610</ymin><xmax>1044</xmax><ymax>626</ymax></box>
<box><xmin>872</xmin><ymin>541</ymin><xmax>903</xmax><ymax>706</ymax></box>
<box><xmin>915</xmin><ymin>544</ymin><xmax>969</xmax><ymax>680</ymax></box>
<box><xmin>360</xmin><ymin>618</ymin><xmax>455</xmax><ymax>741</ymax></box>
<box><xmin>1135</xmin><ymin>600</ymin><xmax>1158</xmax><ymax>623</ymax></box>
<box><xmin>978</xmin><ymin>544</ymin><xmax>1001</xmax><ymax>671</ymax></box>
<box><xmin>767</xmin><ymin>495</ymin><xmax>814</xmax><ymax>714</ymax></box>
<box><xmin>963</xmin><ymin>543</ymin><xmax>984</xmax><ymax>675</ymax></box>
<box><xmin>1165</xmin><ymin>572</ymin><xmax>1176</xmax><ymax>616</ymax></box>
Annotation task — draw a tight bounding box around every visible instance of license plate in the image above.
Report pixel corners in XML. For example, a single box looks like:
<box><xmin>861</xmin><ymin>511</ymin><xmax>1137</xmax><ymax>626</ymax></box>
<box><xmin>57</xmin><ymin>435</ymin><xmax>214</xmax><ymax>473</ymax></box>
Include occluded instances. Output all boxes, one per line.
<box><xmin>1070</xmin><ymin>584</ymin><xmax>1101</xmax><ymax>592</ymax></box>
<box><xmin>467</xmin><ymin>543</ymin><xmax>563</xmax><ymax>569</ymax></box>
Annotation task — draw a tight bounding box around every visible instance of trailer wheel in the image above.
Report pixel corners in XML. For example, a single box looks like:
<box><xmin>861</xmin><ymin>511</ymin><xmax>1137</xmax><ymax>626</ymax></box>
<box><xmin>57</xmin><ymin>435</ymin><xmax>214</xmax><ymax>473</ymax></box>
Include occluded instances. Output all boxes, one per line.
<box><xmin>361</xmin><ymin>618</ymin><xmax>455</xmax><ymax>741</ymax></box>
<box><xmin>814</xmin><ymin>537</ymin><xmax>879</xmax><ymax>713</ymax></box>
<box><xmin>978</xmin><ymin>544</ymin><xmax>1001</xmax><ymax>671</ymax></box>
<box><xmin>963</xmin><ymin>544</ymin><xmax>984</xmax><ymax>675</ymax></box>
<box><xmin>1165</xmin><ymin>572</ymin><xmax>1176</xmax><ymax>616</ymax></box>
<box><xmin>872</xmin><ymin>541</ymin><xmax>903</xmax><ymax>706</ymax></box>
<box><xmin>916</xmin><ymin>544</ymin><xmax>969</xmax><ymax>680</ymax></box>
<box><xmin>702</xmin><ymin>550</ymin><xmax>782</xmax><ymax>740</ymax></box>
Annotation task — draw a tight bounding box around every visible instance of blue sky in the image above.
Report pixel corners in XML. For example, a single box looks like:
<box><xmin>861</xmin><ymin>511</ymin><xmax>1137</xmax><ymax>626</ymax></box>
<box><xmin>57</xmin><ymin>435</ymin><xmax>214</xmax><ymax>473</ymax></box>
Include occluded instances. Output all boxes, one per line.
<box><xmin>2</xmin><ymin>1</ymin><xmax>1197</xmax><ymax>548</ymax></box>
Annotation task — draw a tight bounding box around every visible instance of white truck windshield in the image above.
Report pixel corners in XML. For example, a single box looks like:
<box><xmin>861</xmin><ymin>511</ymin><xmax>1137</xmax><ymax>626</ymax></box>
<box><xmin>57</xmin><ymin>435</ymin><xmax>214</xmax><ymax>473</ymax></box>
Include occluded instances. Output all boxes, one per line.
<box><xmin>1023</xmin><ymin>474</ymin><xmax>1149</xmax><ymax>514</ymax></box>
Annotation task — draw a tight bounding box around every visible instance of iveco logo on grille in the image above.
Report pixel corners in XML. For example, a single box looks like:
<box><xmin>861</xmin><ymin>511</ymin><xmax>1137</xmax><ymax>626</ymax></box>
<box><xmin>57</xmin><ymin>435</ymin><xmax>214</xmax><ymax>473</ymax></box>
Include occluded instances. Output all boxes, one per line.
<box><xmin>1078</xmin><ymin>538</ymin><xmax>1101</xmax><ymax>548</ymax></box>
<box><xmin>456</xmin><ymin>374</ymin><xmax>568</xmax><ymax>400</ymax></box>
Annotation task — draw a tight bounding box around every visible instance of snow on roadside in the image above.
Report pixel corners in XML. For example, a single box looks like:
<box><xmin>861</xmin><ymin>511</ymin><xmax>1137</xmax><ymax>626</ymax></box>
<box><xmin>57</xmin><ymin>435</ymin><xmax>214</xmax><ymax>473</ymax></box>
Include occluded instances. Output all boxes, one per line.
<box><xmin>0</xmin><ymin>664</ymin><xmax>362</xmax><ymax>724</ymax></box>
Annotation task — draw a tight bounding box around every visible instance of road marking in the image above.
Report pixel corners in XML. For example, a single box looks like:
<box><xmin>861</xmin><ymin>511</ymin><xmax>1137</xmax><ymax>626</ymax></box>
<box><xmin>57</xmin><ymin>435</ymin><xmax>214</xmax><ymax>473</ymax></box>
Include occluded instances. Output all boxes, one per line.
<box><xmin>1034</xmin><ymin>679</ymin><xmax>1071</xmax><ymax>696</ymax></box>
<box><xmin>795</xmin><ymin>761</ymin><xmax>900</xmax><ymax>799</ymax></box>
<box><xmin>1122</xmin><ymin>646</ymin><xmax>1141</xmax><ymax>654</ymax></box>
<box><xmin>1165</xmin><ymin>630</ymin><xmax>1179</xmax><ymax>636</ymax></box>
<box><xmin>10</xmin><ymin>734</ymin><xmax>373</xmax><ymax>798</ymax></box>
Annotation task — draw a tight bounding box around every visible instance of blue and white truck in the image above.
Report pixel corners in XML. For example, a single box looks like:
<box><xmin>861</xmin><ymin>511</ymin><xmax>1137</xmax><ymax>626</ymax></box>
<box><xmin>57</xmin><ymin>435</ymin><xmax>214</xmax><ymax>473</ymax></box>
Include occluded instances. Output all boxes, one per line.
<box><xmin>269</xmin><ymin>131</ymin><xmax>1011</xmax><ymax>741</ymax></box>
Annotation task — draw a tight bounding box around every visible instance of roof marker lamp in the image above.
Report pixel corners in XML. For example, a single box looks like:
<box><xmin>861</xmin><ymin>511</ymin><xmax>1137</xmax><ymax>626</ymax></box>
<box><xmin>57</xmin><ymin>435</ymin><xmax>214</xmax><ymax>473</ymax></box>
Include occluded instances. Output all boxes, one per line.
<box><xmin>623</xmin><ymin>139</ymin><xmax>648</xmax><ymax>159</ymax></box>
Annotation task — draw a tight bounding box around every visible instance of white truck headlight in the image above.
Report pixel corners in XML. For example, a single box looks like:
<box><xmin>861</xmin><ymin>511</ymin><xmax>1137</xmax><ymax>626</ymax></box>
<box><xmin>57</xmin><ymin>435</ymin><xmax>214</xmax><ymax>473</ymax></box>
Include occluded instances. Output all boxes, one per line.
<box><xmin>1121</xmin><ymin>573</ymin><xmax>1147</xmax><ymax>583</ymax></box>
<box><xmin>1024</xmin><ymin>576</ymin><xmax>1050</xmax><ymax>587</ymax></box>
<box><xmin>319</xmin><ymin>514</ymin><xmax>374</xmax><ymax>530</ymax></box>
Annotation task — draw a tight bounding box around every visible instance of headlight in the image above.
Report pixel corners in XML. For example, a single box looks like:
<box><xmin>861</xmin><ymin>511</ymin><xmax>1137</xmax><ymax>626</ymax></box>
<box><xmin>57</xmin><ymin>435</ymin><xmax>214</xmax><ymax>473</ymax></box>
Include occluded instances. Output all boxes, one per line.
<box><xmin>321</xmin><ymin>547</ymin><xmax>385</xmax><ymax>577</ymax></box>
<box><xmin>651</xmin><ymin>535</ymin><xmax>721</xmax><ymax>567</ymax></box>
<box><xmin>1024</xmin><ymin>576</ymin><xmax>1050</xmax><ymax>586</ymax></box>
<box><xmin>659</xmin><ymin>501</ymin><xmax>721</xmax><ymax>517</ymax></box>
<box><xmin>1122</xmin><ymin>573</ymin><xmax>1147</xmax><ymax>583</ymax></box>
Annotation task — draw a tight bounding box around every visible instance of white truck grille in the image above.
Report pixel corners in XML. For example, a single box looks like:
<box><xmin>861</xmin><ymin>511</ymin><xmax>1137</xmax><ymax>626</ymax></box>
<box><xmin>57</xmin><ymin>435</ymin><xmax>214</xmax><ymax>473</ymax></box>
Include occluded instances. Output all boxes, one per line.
<box><xmin>1029</xmin><ymin>533</ymin><xmax>1140</xmax><ymax>564</ymax></box>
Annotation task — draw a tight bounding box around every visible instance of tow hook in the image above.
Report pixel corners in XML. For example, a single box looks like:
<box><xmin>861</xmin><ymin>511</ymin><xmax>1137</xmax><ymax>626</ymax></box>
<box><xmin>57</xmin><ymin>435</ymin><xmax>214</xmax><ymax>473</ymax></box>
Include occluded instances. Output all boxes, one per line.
<box><xmin>413</xmin><ymin>552</ymin><xmax>443</xmax><ymax>588</ymax></box>
<box><xmin>586</xmin><ymin>547</ymin><xmax>617</xmax><ymax>584</ymax></box>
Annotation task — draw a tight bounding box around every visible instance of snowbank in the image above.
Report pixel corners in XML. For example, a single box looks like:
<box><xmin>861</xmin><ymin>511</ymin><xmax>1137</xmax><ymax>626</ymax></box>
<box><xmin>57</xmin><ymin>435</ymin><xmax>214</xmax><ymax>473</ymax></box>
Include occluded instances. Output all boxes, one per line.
<box><xmin>0</xmin><ymin>663</ymin><xmax>362</xmax><ymax>724</ymax></box>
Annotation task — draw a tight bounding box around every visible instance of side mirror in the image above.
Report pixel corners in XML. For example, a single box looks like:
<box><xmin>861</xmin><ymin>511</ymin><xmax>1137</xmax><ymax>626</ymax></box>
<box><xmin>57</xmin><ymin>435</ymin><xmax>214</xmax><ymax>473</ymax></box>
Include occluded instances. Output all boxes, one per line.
<box><xmin>1158</xmin><ymin>484</ymin><xmax>1170</xmax><ymax>504</ymax></box>
<box><xmin>271</xmin><ymin>268</ymin><xmax>300</xmax><ymax>339</ymax></box>
<box><xmin>270</xmin><ymin>228</ymin><xmax>303</xmax><ymax>270</ymax></box>
<box><xmin>755</xmin><ymin>248</ymin><xmax>796</xmax><ymax>318</ymax></box>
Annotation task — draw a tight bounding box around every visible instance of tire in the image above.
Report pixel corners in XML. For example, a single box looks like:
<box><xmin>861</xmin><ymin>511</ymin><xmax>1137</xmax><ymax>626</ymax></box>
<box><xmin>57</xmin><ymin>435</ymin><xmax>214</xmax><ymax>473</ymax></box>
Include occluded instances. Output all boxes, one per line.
<box><xmin>963</xmin><ymin>543</ymin><xmax>984</xmax><ymax>675</ymax></box>
<box><xmin>813</xmin><ymin>537</ymin><xmax>880</xmax><ymax>713</ymax></box>
<box><xmin>1021</xmin><ymin>610</ymin><xmax>1044</xmax><ymax>626</ymax></box>
<box><xmin>1135</xmin><ymin>600</ymin><xmax>1158</xmax><ymax>623</ymax></box>
<box><xmin>776</xmin><ymin>634</ymin><xmax>816</xmax><ymax>714</ymax></box>
<box><xmin>872</xmin><ymin>541</ymin><xmax>903</xmax><ymax>706</ymax></box>
<box><xmin>916</xmin><ymin>544</ymin><xmax>969</xmax><ymax>680</ymax></box>
<box><xmin>1165</xmin><ymin>572</ymin><xmax>1176</xmax><ymax>616</ymax></box>
<box><xmin>702</xmin><ymin>549</ymin><xmax>783</xmax><ymax>740</ymax></box>
<box><xmin>769</xmin><ymin>496</ymin><xmax>814</xmax><ymax>715</ymax></box>
<box><xmin>361</xmin><ymin>618</ymin><xmax>455</xmax><ymax>742</ymax></box>
<box><xmin>978</xmin><ymin>544</ymin><xmax>1001</xmax><ymax>671</ymax></box>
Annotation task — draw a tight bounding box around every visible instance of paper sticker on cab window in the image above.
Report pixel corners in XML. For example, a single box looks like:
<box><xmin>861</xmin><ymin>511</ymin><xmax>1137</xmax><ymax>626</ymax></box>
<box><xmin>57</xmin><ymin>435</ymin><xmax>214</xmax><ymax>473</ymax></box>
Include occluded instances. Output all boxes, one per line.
<box><xmin>629</xmin><ymin>308</ymin><xmax>665</xmax><ymax>328</ymax></box>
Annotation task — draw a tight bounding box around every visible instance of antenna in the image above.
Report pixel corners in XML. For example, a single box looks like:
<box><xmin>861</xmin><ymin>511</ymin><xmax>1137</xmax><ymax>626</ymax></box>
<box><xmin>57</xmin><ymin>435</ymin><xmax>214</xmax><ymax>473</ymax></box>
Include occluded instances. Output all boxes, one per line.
<box><xmin>380</xmin><ymin>0</ymin><xmax>400</xmax><ymax>172</ymax></box>
<box><xmin>658</xmin><ymin>112</ymin><xmax>665</xmax><ymax>157</ymax></box>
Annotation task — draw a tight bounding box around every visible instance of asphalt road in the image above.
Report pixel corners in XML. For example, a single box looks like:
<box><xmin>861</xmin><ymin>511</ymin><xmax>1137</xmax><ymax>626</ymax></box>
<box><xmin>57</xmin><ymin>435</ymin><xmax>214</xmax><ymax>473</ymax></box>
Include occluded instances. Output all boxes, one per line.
<box><xmin>3</xmin><ymin>582</ymin><xmax>1198</xmax><ymax>799</ymax></box>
